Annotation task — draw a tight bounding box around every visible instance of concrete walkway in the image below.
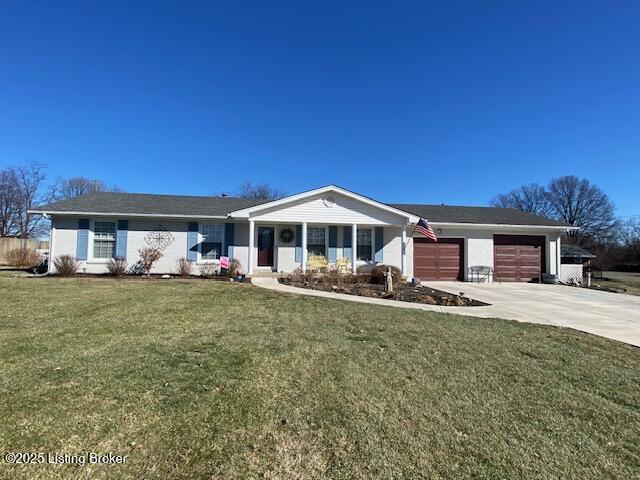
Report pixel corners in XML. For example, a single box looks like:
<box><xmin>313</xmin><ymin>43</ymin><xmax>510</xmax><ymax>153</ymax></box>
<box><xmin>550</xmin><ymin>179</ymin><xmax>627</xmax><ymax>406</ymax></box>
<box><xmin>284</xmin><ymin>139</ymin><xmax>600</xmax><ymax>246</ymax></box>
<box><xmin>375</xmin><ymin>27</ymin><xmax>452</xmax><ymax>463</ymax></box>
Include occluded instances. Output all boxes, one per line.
<box><xmin>251</xmin><ymin>277</ymin><xmax>640</xmax><ymax>347</ymax></box>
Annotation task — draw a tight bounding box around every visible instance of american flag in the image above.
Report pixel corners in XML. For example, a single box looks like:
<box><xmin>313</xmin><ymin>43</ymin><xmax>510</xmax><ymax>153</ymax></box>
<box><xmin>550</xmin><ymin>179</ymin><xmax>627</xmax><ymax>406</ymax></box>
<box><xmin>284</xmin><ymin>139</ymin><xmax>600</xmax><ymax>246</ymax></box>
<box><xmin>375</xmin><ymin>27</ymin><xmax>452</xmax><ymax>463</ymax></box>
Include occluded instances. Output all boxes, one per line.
<box><xmin>415</xmin><ymin>218</ymin><xmax>437</xmax><ymax>241</ymax></box>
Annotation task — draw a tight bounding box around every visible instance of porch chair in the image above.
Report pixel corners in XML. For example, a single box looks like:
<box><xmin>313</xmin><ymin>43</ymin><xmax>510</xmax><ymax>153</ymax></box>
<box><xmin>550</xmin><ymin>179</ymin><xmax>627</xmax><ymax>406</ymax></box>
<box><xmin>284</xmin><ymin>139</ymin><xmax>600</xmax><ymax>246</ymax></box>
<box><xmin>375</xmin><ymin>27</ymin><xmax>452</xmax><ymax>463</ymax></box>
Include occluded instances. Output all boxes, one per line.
<box><xmin>335</xmin><ymin>256</ymin><xmax>351</xmax><ymax>274</ymax></box>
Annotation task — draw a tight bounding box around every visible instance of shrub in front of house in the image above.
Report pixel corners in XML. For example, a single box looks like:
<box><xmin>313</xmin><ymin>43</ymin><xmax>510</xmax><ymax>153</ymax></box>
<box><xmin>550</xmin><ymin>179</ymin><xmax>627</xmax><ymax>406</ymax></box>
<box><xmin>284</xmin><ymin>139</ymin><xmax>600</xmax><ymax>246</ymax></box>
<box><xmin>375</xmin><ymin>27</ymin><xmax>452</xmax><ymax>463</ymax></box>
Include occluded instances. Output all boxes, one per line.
<box><xmin>369</xmin><ymin>264</ymin><xmax>402</xmax><ymax>285</ymax></box>
<box><xmin>176</xmin><ymin>257</ymin><xmax>193</xmax><ymax>277</ymax></box>
<box><xmin>227</xmin><ymin>259</ymin><xmax>242</xmax><ymax>277</ymax></box>
<box><xmin>199</xmin><ymin>263</ymin><xmax>218</xmax><ymax>278</ymax></box>
<box><xmin>107</xmin><ymin>257</ymin><xmax>127</xmax><ymax>277</ymax></box>
<box><xmin>138</xmin><ymin>248</ymin><xmax>162</xmax><ymax>277</ymax></box>
<box><xmin>53</xmin><ymin>255</ymin><xmax>79</xmax><ymax>277</ymax></box>
<box><xmin>355</xmin><ymin>266</ymin><xmax>372</xmax><ymax>285</ymax></box>
<box><xmin>6</xmin><ymin>248</ymin><xmax>43</xmax><ymax>270</ymax></box>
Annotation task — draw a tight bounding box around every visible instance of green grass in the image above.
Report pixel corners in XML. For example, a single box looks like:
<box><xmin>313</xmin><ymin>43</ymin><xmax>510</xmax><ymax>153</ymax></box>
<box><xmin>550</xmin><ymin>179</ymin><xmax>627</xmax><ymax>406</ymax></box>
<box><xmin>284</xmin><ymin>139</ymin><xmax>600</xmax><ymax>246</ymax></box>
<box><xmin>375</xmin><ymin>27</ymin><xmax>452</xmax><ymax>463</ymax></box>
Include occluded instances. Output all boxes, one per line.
<box><xmin>594</xmin><ymin>271</ymin><xmax>640</xmax><ymax>296</ymax></box>
<box><xmin>1</xmin><ymin>277</ymin><xmax>639</xmax><ymax>479</ymax></box>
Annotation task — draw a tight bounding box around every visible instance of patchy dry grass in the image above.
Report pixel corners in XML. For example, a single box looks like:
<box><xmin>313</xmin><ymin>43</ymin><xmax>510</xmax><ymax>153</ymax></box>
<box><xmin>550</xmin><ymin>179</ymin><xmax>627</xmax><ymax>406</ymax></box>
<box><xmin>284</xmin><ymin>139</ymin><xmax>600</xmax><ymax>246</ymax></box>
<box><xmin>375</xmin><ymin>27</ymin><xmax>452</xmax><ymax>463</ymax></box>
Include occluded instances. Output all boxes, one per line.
<box><xmin>594</xmin><ymin>271</ymin><xmax>640</xmax><ymax>296</ymax></box>
<box><xmin>0</xmin><ymin>276</ymin><xmax>639</xmax><ymax>479</ymax></box>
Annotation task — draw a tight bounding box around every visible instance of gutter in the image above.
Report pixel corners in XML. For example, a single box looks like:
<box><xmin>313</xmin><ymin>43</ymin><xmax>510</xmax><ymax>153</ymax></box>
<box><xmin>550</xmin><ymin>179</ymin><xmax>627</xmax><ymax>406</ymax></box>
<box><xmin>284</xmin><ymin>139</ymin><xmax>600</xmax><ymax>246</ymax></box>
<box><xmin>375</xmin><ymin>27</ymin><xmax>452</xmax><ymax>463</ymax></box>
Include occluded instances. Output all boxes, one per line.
<box><xmin>429</xmin><ymin>221</ymin><xmax>578</xmax><ymax>231</ymax></box>
<box><xmin>28</xmin><ymin>210</ymin><xmax>229</xmax><ymax>220</ymax></box>
<box><xmin>28</xmin><ymin>210</ymin><xmax>578</xmax><ymax>231</ymax></box>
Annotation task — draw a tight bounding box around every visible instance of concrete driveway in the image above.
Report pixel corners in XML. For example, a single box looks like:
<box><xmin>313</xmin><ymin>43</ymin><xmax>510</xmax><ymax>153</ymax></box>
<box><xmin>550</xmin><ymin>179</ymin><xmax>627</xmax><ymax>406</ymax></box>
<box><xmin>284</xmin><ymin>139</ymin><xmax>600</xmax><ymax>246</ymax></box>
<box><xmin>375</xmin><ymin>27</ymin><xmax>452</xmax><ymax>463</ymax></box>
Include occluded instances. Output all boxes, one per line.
<box><xmin>426</xmin><ymin>281</ymin><xmax>640</xmax><ymax>347</ymax></box>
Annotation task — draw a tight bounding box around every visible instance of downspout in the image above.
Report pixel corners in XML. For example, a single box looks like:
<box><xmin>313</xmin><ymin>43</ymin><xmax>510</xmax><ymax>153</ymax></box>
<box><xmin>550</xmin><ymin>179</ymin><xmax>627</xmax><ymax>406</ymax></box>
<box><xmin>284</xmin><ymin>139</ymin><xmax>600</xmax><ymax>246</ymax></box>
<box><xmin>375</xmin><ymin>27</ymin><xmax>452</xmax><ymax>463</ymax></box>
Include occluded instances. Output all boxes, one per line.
<box><xmin>43</xmin><ymin>213</ymin><xmax>53</xmax><ymax>274</ymax></box>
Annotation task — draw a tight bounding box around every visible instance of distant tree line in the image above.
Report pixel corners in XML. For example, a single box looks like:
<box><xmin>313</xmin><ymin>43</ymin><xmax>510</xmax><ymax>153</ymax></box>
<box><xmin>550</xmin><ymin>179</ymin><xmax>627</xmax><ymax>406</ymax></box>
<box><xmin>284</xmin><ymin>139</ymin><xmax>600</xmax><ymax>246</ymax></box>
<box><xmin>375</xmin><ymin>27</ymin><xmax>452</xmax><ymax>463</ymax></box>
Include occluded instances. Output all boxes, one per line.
<box><xmin>235</xmin><ymin>180</ymin><xmax>287</xmax><ymax>201</ymax></box>
<box><xmin>0</xmin><ymin>162</ymin><xmax>48</xmax><ymax>238</ymax></box>
<box><xmin>0</xmin><ymin>162</ymin><xmax>124</xmax><ymax>238</ymax></box>
<box><xmin>1</xmin><ymin>161</ymin><xmax>287</xmax><ymax>239</ymax></box>
<box><xmin>491</xmin><ymin>175</ymin><xmax>640</xmax><ymax>272</ymax></box>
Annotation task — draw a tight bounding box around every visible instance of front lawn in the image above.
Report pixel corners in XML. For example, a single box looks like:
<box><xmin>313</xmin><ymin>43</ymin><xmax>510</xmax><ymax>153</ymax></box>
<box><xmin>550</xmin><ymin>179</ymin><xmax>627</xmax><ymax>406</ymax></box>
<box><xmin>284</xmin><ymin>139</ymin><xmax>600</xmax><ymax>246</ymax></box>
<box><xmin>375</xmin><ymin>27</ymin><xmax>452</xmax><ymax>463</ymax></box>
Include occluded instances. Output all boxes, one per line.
<box><xmin>1</xmin><ymin>277</ymin><xmax>639</xmax><ymax>479</ymax></box>
<box><xmin>593</xmin><ymin>271</ymin><xmax>640</xmax><ymax>296</ymax></box>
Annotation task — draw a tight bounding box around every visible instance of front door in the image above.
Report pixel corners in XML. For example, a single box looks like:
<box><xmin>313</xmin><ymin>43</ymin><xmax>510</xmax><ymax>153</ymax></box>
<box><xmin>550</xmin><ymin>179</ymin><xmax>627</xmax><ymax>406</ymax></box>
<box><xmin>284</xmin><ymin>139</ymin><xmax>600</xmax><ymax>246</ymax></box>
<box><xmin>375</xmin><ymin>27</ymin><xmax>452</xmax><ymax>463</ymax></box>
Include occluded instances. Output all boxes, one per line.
<box><xmin>257</xmin><ymin>227</ymin><xmax>274</xmax><ymax>267</ymax></box>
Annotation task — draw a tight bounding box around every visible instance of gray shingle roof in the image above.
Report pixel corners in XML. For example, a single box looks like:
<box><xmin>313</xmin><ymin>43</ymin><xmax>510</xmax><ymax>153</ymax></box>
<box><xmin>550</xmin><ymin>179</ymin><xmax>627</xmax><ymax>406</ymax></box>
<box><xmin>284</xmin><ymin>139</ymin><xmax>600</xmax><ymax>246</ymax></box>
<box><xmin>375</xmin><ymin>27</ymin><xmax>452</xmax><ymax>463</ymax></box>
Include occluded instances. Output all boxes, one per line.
<box><xmin>561</xmin><ymin>244</ymin><xmax>596</xmax><ymax>258</ymax></box>
<box><xmin>32</xmin><ymin>192</ymin><xmax>265</xmax><ymax>217</ymax></box>
<box><xmin>32</xmin><ymin>191</ymin><xmax>571</xmax><ymax>227</ymax></box>
<box><xmin>389</xmin><ymin>204</ymin><xmax>571</xmax><ymax>227</ymax></box>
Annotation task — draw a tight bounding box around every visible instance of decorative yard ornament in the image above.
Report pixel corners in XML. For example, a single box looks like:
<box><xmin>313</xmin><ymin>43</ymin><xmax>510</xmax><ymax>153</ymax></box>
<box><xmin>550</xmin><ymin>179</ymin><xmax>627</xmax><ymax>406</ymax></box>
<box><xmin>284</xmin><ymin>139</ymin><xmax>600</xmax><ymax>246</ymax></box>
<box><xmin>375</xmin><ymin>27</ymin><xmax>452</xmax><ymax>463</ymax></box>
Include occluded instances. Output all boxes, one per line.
<box><xmin>145</xmin><ymin>224</ymin><xmax>175</xmax><ymax>251</ymax></box>
<box><xmin>385</xmin><ymin>266</ymin><xmax>394</xmax><ymax>293</ymax></box>
<box><xmin>280</xmin><ymin>228</ymin><xmax>294</xmax><ymax>243</ymax></box>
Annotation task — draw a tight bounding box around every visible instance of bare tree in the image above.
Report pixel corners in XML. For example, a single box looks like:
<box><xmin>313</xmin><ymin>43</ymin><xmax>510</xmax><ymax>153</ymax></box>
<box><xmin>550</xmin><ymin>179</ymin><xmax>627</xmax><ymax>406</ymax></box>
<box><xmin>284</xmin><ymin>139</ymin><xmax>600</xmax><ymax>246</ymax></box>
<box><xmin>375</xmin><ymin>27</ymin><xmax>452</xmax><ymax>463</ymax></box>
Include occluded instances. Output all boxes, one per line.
<box><xmin>0</xmin><ymin>162</ymin><xmax>49</xmax><ymax>238</ymax></box>
<box><xmin>50</xmin><ymin>176</ymin><xmax>125</xmax><ymax>200</ymax></box>
<box><xmin>490</xmin><ymin>183</ymin><xmax>551</xmax><ymax>216</ymax></box>
<box><xmin>618</xmin><ymin>218</ymin><xmax>640</xmax><ymax>269</ymax></box>
<box><xmin>237</xmin><ymin>181</ymin><xmax>286</xmax><ymax>201</ymax></box>
<box><xmin>0</xmin><ymin>168</ymin><xmax>20</xmax><ymax>236</ymax></box>
<box><xmin>546</xmin><ymin>176</ymin><xmax>616</xmax><ymax>244</ymax></box>
<box><xmin>491</xmin><ymin>176</ymin><xmax>617</xmax><ymax>246</ymax></box>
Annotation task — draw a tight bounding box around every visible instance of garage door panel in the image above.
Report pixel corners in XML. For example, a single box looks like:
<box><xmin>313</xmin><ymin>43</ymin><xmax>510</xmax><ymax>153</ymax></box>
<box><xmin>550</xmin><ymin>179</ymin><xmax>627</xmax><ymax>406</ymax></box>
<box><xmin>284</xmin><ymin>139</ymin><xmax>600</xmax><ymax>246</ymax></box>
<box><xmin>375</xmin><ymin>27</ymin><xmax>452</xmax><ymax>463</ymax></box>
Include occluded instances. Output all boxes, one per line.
<box><xmin>494</xmin><ymin>236</ymin><xmax>543</xmax><ymax>282</ymax></box>
<box><xmin>413</xmin><ymin>238</ymin><xmax>463</xmax><ymax>281</ymax></box>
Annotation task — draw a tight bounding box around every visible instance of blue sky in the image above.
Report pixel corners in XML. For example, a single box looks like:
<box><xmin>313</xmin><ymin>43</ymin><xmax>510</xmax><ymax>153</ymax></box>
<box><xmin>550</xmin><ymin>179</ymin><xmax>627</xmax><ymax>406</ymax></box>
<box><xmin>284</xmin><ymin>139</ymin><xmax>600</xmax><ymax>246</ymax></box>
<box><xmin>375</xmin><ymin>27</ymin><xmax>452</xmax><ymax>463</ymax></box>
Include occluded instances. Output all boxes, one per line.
<box><xmin>1</xmin><ymin>1</ymin><xmax>639</xmax><ymax>216</ymax></box>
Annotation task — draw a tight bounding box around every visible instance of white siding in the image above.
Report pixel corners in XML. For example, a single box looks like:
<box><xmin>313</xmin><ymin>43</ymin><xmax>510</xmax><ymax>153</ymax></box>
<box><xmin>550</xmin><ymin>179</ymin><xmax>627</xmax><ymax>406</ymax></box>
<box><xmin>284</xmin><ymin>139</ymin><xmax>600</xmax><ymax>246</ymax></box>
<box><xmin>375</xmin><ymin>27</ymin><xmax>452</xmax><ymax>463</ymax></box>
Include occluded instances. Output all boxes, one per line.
<box><xmin>50</xmin><ymin>215</ymin><xmax>563</xmax><ymax>281</ymax></box>
<box><xmin>126</xmin><ymin>220</ymin><xmax>189</xmax><ymax>274</ymax></box>
<box><xmin>274</xmin><ymin>225</ymin><xmax>298</xmax><ymax>273</ymax></box>
<box><xmin>406</xmin><ymin>227</ymin><xmax>561</xmax><ymax>282</ymax></box>
<box><xmin>249</xmin><ymin>192</ymin><xmax>407</xmax><ymax>225</ymax></box>
<box><xmin>382</xmin><ymin>226</ymin><xmax>403</xmax><ymax>271</ymax></box>
<box><xmin>50</xmin><ymin>217</ymin><xmax>83</xmax><ymax>273</ymax></box>
<box><xmin>230</xmin><ymin>222</ymin><xmax>249</xmax><ymax>274</ymax></box>
<box><xmin>50</xmin><ymin>216</ymin><xmax>242</xmax><ymax>275</ymax></box>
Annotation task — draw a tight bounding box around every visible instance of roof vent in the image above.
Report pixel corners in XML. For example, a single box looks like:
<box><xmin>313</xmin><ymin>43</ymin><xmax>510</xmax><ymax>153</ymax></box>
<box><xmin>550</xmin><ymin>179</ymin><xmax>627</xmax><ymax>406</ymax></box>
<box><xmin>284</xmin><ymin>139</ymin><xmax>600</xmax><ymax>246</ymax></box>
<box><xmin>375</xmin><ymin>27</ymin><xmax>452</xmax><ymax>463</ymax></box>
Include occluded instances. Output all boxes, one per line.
<box><xmin>323</xmin><ymin>195</ymin><xmax>336</xmax><ymax>208</ymax></box>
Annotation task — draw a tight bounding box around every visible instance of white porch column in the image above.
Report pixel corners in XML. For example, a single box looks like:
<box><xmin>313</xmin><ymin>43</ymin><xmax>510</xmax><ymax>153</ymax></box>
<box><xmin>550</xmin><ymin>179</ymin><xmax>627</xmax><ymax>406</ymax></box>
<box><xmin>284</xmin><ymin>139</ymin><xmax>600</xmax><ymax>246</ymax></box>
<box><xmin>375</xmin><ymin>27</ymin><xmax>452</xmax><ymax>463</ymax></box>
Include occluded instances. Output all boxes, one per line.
<box><xmin>248</xmin><ymin>220</ymin><xmax>255</xmax><ymax>275</ymax></box>
<box><xmin>401</xmin><ymin>226</ymin><xmax>407</xmax><ymax>278</ymax></box>
<box><xmin>301</xmin><ymin>222</ymin><xmax>308</xmax><ymax>273</ymax></box>
<box><xmin>556</xmin><ymin>236</ymin><xmax>562</xmax><ymax>277</ymax></box>
<box><xmin>352</xmin><ymin>223</ymin><xmax>357</xmax><ymax>274</ymax></box>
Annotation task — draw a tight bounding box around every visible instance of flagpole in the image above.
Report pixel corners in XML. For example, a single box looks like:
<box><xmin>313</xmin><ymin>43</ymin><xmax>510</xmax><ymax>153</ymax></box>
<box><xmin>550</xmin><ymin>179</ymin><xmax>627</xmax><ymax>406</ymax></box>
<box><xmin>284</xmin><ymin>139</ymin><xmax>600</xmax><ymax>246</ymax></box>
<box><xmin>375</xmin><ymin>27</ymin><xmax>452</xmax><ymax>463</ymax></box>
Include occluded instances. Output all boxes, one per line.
<box><xmin>405</xmin><ymin>220</ymin><xmax>419</xmax><ymax>248</ymax></box>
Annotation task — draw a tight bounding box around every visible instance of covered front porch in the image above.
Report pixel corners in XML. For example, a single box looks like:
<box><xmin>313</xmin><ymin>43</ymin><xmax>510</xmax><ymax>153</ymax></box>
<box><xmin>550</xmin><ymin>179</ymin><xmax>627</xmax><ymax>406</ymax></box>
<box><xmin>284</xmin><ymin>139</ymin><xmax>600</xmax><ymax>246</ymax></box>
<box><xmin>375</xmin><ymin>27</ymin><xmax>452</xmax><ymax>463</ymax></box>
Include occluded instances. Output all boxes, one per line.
<box><xmin>224</xmin><ymin>185</ymin><xmax>419</xmax><ymax>277</ymax></box>
<box><xmin>246</xmin><ymin>221</ymin><xmax>409</xmax><ymax>276</ymax></box>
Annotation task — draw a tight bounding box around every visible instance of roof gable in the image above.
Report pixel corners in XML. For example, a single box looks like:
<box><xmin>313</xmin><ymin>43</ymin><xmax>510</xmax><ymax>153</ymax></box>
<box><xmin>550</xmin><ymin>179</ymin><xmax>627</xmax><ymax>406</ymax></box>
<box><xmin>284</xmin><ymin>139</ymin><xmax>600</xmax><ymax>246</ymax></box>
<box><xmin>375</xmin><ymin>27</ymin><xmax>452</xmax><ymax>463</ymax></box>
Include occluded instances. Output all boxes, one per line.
<box><xmin>228</xmin><ymin>185</ymin><xmax>419</xmax><ymax>222</ymax></box>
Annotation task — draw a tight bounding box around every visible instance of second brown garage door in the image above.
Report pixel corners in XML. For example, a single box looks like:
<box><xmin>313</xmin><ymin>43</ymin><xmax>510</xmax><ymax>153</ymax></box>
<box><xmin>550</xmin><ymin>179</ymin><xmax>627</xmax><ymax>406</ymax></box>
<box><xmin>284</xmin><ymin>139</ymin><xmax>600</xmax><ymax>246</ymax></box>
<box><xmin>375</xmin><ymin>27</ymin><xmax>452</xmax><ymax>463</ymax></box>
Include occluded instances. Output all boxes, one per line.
<box><xmin>494</xmin><ymin>235</ymin><xmax>545</xmax><ymax>282</ymax></box>
<box><xmin>413</xmin><ymin>238</ymin><xmax>464</xmax><ymax>281</ymax></box>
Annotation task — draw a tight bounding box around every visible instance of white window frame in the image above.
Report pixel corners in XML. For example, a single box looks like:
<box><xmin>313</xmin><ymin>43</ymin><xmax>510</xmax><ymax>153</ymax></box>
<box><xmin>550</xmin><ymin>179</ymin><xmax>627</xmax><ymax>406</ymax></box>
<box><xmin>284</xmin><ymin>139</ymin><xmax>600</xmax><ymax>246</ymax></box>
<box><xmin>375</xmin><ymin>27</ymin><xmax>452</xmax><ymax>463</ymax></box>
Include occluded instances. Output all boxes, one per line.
<box><xmin>88</xmin><ymin>219</ymin><xmax>117</xmax><ymax>263</ymax></box>
<box><xmin>356</xmin><ymin>227</ymin><xmax>374</xmax><ymax>262</ymax></box>
<box><xmin>307</xmin><ymin>225</ymin><xmax>328</xmax><ymax>258</ymax></box>
<box><xmin>198</xmin><ymin>223</ymin><xmax>225</xmax><ymax>263</ymax></box>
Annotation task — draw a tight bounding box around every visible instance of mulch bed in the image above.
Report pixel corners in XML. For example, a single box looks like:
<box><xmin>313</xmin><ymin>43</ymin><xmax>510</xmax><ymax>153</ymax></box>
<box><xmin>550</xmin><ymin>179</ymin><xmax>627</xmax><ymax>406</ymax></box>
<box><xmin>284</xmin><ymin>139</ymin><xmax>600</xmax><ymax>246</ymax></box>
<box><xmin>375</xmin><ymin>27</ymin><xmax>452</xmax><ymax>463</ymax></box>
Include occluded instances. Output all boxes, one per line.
<box><xmin>586</xmin><ymin>284</ymin><xmax>627</xmax><ymax>294</ymax></box>
<box><xmin>279</xmin><ymin>277</ymin><xmax>487</xmax><ymax>306</ymax></box>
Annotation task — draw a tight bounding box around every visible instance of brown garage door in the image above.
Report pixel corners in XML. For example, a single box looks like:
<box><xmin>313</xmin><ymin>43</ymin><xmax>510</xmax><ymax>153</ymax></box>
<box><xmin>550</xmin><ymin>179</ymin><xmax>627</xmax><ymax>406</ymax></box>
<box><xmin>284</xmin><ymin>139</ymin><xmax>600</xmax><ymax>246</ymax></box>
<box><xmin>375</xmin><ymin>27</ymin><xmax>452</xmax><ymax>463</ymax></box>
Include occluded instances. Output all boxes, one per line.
<box><xmin>413</xmin><ymin>238</ymin><xmax>464</xmax><ymax>281</ymax></box>
<box><xmin>494</xmin><ymin>235</ymin><xmax>545</xmax><ymax>282</ymax></box>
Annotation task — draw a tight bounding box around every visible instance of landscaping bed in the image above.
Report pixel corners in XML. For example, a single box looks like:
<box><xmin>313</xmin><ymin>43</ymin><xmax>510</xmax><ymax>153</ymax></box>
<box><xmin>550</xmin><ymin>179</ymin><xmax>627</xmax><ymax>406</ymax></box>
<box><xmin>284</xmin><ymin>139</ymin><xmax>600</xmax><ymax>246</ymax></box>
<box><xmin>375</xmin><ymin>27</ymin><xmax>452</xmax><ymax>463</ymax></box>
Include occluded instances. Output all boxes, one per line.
<box><xmin>279</xmin><ymin>275</ymin><xmax>487</xmax><ymax>306</ymax></box>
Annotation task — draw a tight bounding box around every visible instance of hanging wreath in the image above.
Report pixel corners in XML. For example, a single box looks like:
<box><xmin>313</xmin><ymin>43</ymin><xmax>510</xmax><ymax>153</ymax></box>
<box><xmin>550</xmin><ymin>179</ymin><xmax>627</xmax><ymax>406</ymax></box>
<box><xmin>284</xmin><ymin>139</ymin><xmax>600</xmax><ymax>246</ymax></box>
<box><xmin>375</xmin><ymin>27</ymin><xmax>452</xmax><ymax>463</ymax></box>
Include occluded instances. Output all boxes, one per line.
<box><xmin>145</xmin><ymin>224</ymin><xmax>175</xmax><ymax>251</ymax></box>
<box><xmin>280</xmin><ymin>228</ymin><xmax>294</xmax><ymax>243</ymax></box>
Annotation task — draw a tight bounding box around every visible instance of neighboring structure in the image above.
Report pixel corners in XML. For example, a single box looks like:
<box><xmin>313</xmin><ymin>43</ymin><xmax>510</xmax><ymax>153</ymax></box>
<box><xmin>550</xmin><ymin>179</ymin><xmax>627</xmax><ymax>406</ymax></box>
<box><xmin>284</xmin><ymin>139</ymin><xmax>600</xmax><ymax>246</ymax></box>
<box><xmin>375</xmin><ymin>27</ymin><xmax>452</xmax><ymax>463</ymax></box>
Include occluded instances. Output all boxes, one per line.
<box><xmin>560</xmin><ymin>244</ymin><xmax>596</xmax><ymax>284</ymax></box>
<box><xmin>29</xmin><ymin>185</ymin><xmax>576</xmax><ymax>282</ymax></box>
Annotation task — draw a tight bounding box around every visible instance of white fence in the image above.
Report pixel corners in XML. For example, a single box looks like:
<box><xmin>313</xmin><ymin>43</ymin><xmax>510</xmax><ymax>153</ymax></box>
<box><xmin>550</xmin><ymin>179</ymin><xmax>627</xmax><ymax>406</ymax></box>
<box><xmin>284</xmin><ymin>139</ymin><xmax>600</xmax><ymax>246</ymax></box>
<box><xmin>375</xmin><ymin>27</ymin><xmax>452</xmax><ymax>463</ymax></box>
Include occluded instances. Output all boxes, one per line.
<box><xmin>560</xmin><ymin>264</ymin><xmax>583</xmax><ymax>284</ymax></box>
